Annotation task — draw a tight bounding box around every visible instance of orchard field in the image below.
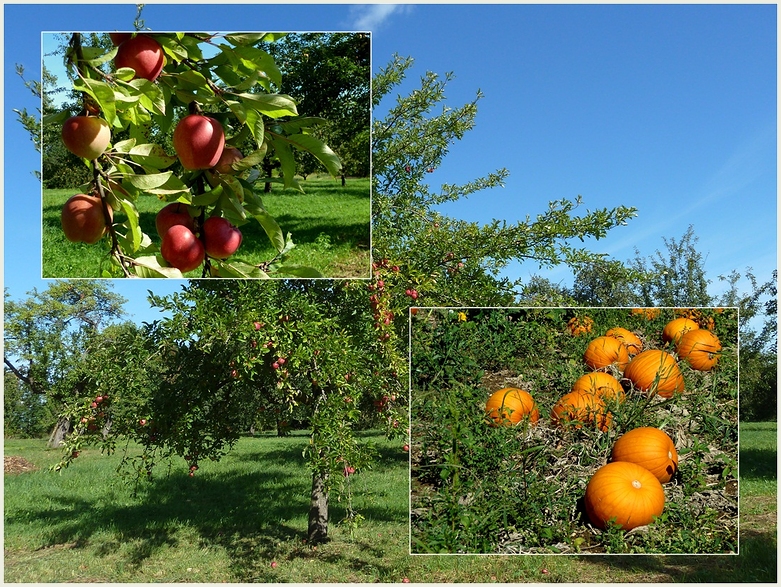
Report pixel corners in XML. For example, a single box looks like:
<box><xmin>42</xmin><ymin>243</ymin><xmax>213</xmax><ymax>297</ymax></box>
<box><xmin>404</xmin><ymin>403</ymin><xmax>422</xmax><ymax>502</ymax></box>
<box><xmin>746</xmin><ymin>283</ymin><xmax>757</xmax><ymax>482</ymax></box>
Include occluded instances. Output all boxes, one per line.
<box><xmin>4</xmin><ymin>423</ymin><xmax>776</xmax><ymax>582</ymax></box>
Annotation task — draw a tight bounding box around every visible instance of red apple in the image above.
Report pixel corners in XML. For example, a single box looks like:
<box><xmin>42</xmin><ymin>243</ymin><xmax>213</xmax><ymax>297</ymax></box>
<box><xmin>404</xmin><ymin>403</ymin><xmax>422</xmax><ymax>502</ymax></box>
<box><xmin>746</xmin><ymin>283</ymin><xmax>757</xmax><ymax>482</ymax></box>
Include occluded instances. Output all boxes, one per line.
<box><xmin>202</xmin><ymin>216</ymin><xmax>242</xmax><ymax>259</ymax></box>
<box><xmin>160</xmin><ymin>224</ymin><xmax>205</xmax><ymax>273</ymax></box>
<box><xmin>139</xmin><ymin>419</ymin><xmax>147</xmax><ymax>426</ymax></box>
<box><xmin>270</xmin><ymin>561</ymin><xmax>278</xmax><ymax>569</ymax></box>
<box><xmin>61</xmin><ymin>115</ymin><xmax>111</xmax><ymax>160</ymax></box>
<box><xmin>61</xmin><ymin>193</ymin><xmax>112</xmax><ymax>244</ymax></box>
<box><xmin>403</xmin><ymin>444</ymin><xmax>410</xmax><ymax>452</ymax></box>
<box><xmin>114</xmin><ymin>34</ymin><xmax>164</xmax><ymax>81</ymax></box>
<box><xmin>155</xmin><ymin>202</ymin><xmax>196</xmax><ymax>238</ymax></box>
<box><xmin>173</xmin><ymin>114</ymin><xmax>225</xmax><ymax>170</ymax></box>
<box><xmin>109</xmin><ymin>32</ymin><xmax>133</xmax><ymax>46</ymax></box>
<box><xmin>212</xmin><ymin>146</ymin><xmax>244</xmax><ymax>175</ymax></box>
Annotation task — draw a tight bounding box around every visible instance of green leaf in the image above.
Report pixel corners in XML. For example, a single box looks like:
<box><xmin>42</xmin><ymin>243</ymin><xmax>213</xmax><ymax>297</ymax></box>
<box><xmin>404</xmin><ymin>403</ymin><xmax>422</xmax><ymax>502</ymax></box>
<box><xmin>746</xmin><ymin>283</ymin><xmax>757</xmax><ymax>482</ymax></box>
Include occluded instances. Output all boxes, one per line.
<box><xmin>286</xmin><ymin>134</ymin><xmax>342</xmax><ymax>177</ymax></box>
<box><xmin>73</xmin><ymin>77</ymin><xmax>117</xmax><ymax>125</ymax></box>
<box><xmin>128</xmin><ymin>143</ymin><xmax>177</xmax><ymax>169</ymax></box>
<box><xmin>212</xmin><ymin>259</ymin><xmax>269</xmax><ymax>279</ymax></box>
<box><xmin>224</xmin><ymin>33</ymin><xmax>271</xmax><ymax>45</ymax></box>
<box><xmin>43</xmin><ymin>110</ymin><xmax>71</xmax><ymax>127</ymax></box>
<box><xmin>192</xmin><ymin>182</ymin><xmax>224</xmax><ymax>206</ymax></box>
<box><xmin>235</xmin><ymin>93</ymin><xmax>298</xmax><ymax>117</ymax></box>
<box><xmin>269</xmin><ymin>139</ymin><xmax>297</xmax><ymax>189</ymax></box>
<box><xmin>124</xmin><ymin>172</ymin><xmax>175</xmax><ymax>190</ymax></box>
<box><xmin>252</xmin><ymin>209</ymin><xmax>286</xmax><ymax>253</ymax></box>
<box><xmin>129</xmin><ymin>79</ymin><xmax>167</xmax><ymax>115</ymax></box>
<box><xmin>133</xmin><ymin>255</ymin><xmax>184</xmax><ymax>278</ymax></box>
<box><xmin>117</xmin><ymin>198</ymin><xmax>142</xmax><ymax>251</ymax></box>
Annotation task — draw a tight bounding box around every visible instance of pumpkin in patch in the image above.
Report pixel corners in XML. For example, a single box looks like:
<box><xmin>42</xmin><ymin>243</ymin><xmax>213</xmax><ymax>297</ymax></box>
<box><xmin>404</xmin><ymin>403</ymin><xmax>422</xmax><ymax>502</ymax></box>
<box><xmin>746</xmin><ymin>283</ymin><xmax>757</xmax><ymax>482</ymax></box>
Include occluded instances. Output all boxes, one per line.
<box><xmin>584</xmin><ymin>461</ymin><xmax>665</xmax><ymax>530</ymax></box>
<box><xmin>485</xmin><ymin>387</ymin><xmax>540</xmax><ymax>426</ymax></box>
<box><xmin>623</xmin><ymin>349</ymin><xmax>684</xmax><ymax>398</ymax></box>
<box><xmin>571</xmin><ymin>372</ymin><xmax>625</xmax><ymax>403</ymax></box>
<box><xmin>662</xmin><ymin>317</ymin><xmax>699</xmax><ymax>344</ymax></box>
<box><xmin>551</xmin><ymin>390</ymin><xmax>612</xmax><ymax>431</ymax></box>
<box><xmin>631</xmin><ymin>308</ymin><xmax>660</xmax><ymax>320</ymax></box>
<box><xmin>611</xmin><ymin>427</ymin><xmax>678</xmax><ymax>483</ymax></box>
<box><xmin>676</xmin><ymin>328</ymin><xmax>722</xmax><ymax>371</ymax></box>
<box><xmin>583</xmin><ymin>336</ymin><xmax>630</xmax><ymax>372</ymax></box>
<box><xmin>567</xmin><ymin>316</ymin><xmax>594</xmax><ymax>337</ymax></box>
<box><xmin>605</xmin><ymin>327</ymin><xmax>643</xmax><ymax>356</ymax></box>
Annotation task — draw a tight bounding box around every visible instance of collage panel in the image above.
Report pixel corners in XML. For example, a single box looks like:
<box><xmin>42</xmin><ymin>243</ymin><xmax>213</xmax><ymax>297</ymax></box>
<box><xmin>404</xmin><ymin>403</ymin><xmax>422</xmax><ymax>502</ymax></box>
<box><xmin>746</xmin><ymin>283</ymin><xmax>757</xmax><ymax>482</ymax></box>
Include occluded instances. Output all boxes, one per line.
<box><xmin>410</xmin><ymin>307</ymin><xmax>738</xmax><ymax>555</ymax></box>
<box><xmin>42</xmin><ymin>30</ymin><xmax>371</xmax><ymax>279</ymax></box>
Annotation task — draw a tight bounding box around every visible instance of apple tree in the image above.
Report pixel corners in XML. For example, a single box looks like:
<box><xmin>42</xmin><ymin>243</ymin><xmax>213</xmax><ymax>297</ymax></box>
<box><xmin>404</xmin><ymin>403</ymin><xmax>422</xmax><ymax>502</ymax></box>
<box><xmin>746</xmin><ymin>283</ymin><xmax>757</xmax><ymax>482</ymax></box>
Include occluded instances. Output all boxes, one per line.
<box><xmin>3</xmin><ymin>280</ymin><xmax>127</xmax><ymax>446</ymax></box>
<box><xmin>55</xmin><ymin>279</ymin><xmax>407</xmax><ymax>544</ymax></box>
<box><xmin>46</xmin><ymin>31</ymin><xmax>343</xmax><ymax>278</ymax></box>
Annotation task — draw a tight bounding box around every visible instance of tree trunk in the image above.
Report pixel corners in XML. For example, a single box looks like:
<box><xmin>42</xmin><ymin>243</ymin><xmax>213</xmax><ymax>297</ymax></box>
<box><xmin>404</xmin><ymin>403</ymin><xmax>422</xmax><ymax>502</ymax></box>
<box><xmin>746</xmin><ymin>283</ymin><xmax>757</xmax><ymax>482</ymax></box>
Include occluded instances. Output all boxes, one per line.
<box><xmin>47</xmin><ymin>416</ymin><xmax>71</xmax><ymax>448</ymax></box>
<box><xmin>341</xmin><ymin>173</ymin><xmax>346</xmax><ymax>187</ymax></box>
<box><xmin>101</xmin><ymin>415</ymin><xmax>113</xmax><ymax>438</ymax></box>
<box><xmin>308</xmin><ymin>472</ymin><xmax>329</xmax><ymax>544</ymax></box>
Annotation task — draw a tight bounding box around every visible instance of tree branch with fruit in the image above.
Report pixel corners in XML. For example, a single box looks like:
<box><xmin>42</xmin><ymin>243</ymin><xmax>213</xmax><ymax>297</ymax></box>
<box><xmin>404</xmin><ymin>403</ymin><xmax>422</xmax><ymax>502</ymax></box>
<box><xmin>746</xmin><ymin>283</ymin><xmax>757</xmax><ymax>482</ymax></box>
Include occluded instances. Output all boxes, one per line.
<box><xmin>50</xmin><ymin>31</ymin><xmax>343</xmax><ymax>278</ymax></box>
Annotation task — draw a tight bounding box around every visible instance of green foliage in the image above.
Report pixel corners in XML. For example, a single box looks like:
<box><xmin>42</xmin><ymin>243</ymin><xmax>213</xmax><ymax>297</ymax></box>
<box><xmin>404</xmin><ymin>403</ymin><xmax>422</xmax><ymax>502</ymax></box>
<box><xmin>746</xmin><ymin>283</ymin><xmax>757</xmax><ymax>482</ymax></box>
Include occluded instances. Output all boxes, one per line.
<box><xmin>411</xmin><ymin>307</ymin><xmax>738</xmax><ymax>554</ymax></box>
<box><xmin>371</xmin><ymin>56</ymin><xmax>638</xmax><ymax>307</ymax></box>
<box><xmin>264</xmin><ymin>33</ymin><xmax>371</xmax><ymax>178</ymax></box>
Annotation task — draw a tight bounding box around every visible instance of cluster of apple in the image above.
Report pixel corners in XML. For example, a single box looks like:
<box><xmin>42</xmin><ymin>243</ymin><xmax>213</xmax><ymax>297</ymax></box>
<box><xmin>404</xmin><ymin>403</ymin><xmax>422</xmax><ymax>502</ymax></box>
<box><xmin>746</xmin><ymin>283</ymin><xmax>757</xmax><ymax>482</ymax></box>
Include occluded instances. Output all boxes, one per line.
<box><xmin>59</xmin><ymin>32</ymin><xmax>248</xmax><ymax>275</ymax></box>
<box><xmin>76</xmin><ymin>393</ymin><xmax>110</xmax><ymax>435</ymax></box>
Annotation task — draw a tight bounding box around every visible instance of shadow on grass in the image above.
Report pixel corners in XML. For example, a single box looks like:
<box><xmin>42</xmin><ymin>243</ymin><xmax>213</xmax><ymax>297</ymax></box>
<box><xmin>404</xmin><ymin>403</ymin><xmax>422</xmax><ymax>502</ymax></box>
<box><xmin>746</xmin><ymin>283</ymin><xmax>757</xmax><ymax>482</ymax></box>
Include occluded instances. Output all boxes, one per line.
<box><xmin>576</xmin><ymin>528</ymin><xmax>777</xmax><ymax>582</ymax></box>
<box><xmin>739</xmin><ymin>447</ymin><xmax>777</xmax><ymax>479</ymax></box>
<box><xmin>5</xmin><ymin>434</ymin><xmax>407</xmax><ymax>582</ymax></box>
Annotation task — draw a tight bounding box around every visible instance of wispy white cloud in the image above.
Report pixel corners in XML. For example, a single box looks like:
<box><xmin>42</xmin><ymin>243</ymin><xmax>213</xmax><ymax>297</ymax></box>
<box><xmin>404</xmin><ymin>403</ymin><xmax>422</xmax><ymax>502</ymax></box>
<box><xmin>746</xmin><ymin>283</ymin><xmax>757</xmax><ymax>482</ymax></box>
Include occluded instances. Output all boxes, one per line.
<box><xmin>347</xmin><ymin>4</ymin><xmax>412</xmax><ymax>31</ymax></box>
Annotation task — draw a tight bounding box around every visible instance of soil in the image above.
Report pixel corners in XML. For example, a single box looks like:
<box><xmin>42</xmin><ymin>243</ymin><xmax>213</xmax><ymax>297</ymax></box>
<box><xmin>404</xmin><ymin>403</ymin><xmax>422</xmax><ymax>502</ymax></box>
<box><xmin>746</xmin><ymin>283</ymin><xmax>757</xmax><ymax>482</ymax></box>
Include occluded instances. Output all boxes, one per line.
<box><xmin>4</xmin><ymin>456</ymin><xmax>38</xmax><ymax>475</ymax></box>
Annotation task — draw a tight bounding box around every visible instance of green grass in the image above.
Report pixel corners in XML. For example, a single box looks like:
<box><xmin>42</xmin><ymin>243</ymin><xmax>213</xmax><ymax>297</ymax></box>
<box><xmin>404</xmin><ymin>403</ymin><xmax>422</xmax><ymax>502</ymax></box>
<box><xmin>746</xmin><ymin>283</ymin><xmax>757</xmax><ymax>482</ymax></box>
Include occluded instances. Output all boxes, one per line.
<box><xmin>41</xmin><ymin>175</ymin><xmax>370</xmax><ymax>279</ymax></box>
<box><xmin>4</xmin><ymin>422</ymin><xmax>776</xmax><ymax>582</ymax></box>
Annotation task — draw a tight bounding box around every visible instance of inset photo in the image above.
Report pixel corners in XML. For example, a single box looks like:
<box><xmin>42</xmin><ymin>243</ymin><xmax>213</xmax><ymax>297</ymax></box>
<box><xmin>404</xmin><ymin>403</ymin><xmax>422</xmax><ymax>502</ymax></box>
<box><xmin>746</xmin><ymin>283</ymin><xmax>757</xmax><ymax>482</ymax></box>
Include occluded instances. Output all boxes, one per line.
<box><xmin>42</xmin><ymin>31</ymin><xmax>371</xmax><ymax>278</ymax></box>
<box><xmin>410</xmin><ymin>307</ymin><xmax>738</xmax><ymax>555</ymax></box>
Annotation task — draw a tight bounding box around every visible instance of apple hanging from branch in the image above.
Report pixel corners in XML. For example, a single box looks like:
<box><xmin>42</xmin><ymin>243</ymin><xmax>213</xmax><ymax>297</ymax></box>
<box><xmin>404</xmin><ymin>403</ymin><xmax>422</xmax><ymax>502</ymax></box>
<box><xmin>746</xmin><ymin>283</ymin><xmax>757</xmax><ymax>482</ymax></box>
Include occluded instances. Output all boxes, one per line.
<box><xmin>160</xmin><ymin>224</ymin><xmax>205</xmax><ymax>273</ymax></box>
<box><xmin>155</xmin><ymin>202</ymin><xmax>197</xmax><ymax>238</ymax></box>
<box><xmin>173</xmin><ymin>113</ymin><xmax>226</xmax><ymax>170</ymax></box>
<box><xmin>61</xmin><ymin>115</ymin><xmax>111</xmax><ymax>160</ymax></box>
<box><xmin>114</xmin><ymin>34</ymin><xmax>165</xmax><ymax>82</ymax></box>
<box><xmin>61</xmin><ymin>193</ymin><xmax>112</xmax><ymax>244</ymax></box>
<box><xmin>202</xmin><ymin>216</ymin><xmax>242</xmax><ymax>260</ymax></box>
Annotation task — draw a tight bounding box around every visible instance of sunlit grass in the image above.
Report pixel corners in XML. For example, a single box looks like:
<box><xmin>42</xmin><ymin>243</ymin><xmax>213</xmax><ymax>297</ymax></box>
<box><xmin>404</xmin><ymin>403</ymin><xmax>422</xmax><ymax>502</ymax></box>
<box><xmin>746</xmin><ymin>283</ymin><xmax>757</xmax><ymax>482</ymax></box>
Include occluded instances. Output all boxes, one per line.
<box><xmin>41</xmin><ymin>175</ymin><xmax>370</xmax><ymax>279</ymax></box>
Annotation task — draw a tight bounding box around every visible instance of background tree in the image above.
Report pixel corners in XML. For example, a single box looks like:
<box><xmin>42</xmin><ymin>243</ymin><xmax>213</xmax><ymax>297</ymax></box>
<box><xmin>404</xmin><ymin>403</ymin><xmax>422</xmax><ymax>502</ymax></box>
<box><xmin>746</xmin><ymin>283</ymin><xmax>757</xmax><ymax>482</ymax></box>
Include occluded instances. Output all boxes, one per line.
<box><xmin>4</xmin><ymin>281</ymin><xmax>127</xmax><ymax>446</ymax></box>
<box><xmin>628</xmin><ymin>224</ymin><xmax>713</xmax><ymax>307</ymax></box>
<box><xmin>265</xmin><ymin>33</ymin><xmax>371</xmax><ymax>181</ymax></box>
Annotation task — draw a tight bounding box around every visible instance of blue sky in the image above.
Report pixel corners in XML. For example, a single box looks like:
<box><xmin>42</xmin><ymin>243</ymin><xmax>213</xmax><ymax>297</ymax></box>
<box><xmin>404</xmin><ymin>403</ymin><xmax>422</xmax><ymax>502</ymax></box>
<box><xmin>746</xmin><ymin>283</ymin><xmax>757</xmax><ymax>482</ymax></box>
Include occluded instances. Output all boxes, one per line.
<box><xmin>3</xmin><ymin>3</ymin><xmax>777</xmax><ymax>325</ymax></box>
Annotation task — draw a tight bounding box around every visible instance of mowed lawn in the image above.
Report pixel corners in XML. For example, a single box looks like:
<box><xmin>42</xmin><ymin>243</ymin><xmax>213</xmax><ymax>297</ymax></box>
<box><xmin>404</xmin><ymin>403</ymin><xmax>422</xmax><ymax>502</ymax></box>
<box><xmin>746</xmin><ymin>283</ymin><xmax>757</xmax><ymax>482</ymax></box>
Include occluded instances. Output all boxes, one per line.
<box><xmin>42</xmin><ymin>175</ymin><xmax>370</xmax><ymax>279</ymax></box>
<box><xmin>4</xmin><ymin>423</ymin><xmax>776</xmax><ymax>583</ymax></box>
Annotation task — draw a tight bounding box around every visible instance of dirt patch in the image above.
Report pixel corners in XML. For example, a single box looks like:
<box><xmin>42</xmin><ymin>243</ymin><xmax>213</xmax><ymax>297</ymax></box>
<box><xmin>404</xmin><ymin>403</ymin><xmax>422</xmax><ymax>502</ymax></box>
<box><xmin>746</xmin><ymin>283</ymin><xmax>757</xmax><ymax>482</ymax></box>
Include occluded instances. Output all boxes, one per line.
<box><xmin>4</xmin><ymin>455</ymin><xmax>38</xmax><ymax>475</ymax></box>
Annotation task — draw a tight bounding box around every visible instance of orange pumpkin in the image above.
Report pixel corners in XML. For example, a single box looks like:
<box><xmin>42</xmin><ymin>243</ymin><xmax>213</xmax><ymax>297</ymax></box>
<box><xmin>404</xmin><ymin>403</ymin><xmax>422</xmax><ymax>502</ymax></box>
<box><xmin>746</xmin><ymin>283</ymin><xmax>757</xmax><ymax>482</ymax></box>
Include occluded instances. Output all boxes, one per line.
<box><xmin>567</xmin><ymin>316</ymin><xmax>594</xmax><ymax>337</ymax></box>
<box><xmin>631</xmin><ymin>308</ymin><xmax>660</xmax><ymax>320</ymax></box>
<box><xmin>605</xmin><ymin>327</ymin><xmax>643</xmax><ymax>356</ymax></box>
<box><xmin>485</xmin><ymin>387</ymin><xmax>540</xmax><ymax>426</ymax></box>
<box><xmin>583</xmin><ymin>336</ymin><xmax>630</xmax><ymax>372</ymax></box>
<box><xmin>571</xmin><ymin>372</ymin><xmax>625</xmax><ymax>403</ymax></box>
<box><xmin>662</xmin><ymin>317</ymin><xmax>699</xmax><ymax>344</ymax></box>
<box><xmin>676</xmin><ymin>329</ymin><xmax>722</xmax><ymax>371</ymax></box>
<box><xmin>551</xmin><ymin>390</ymin><xmax>612</xmax><ymax>431</ymax></box>
<box><xmin>611</xmin><ymin>427</ymin><xmax>678</xmax><ymax>483</ymax></box>
<box><xmin>623</xmin><ymin>349</ymin><xmax>685</xmax><ymax>398</ymax></box>
<box><xmin>584</xmin><ymin>461</ymin><xmax>665</xmax><ymax>530</ymax></box>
